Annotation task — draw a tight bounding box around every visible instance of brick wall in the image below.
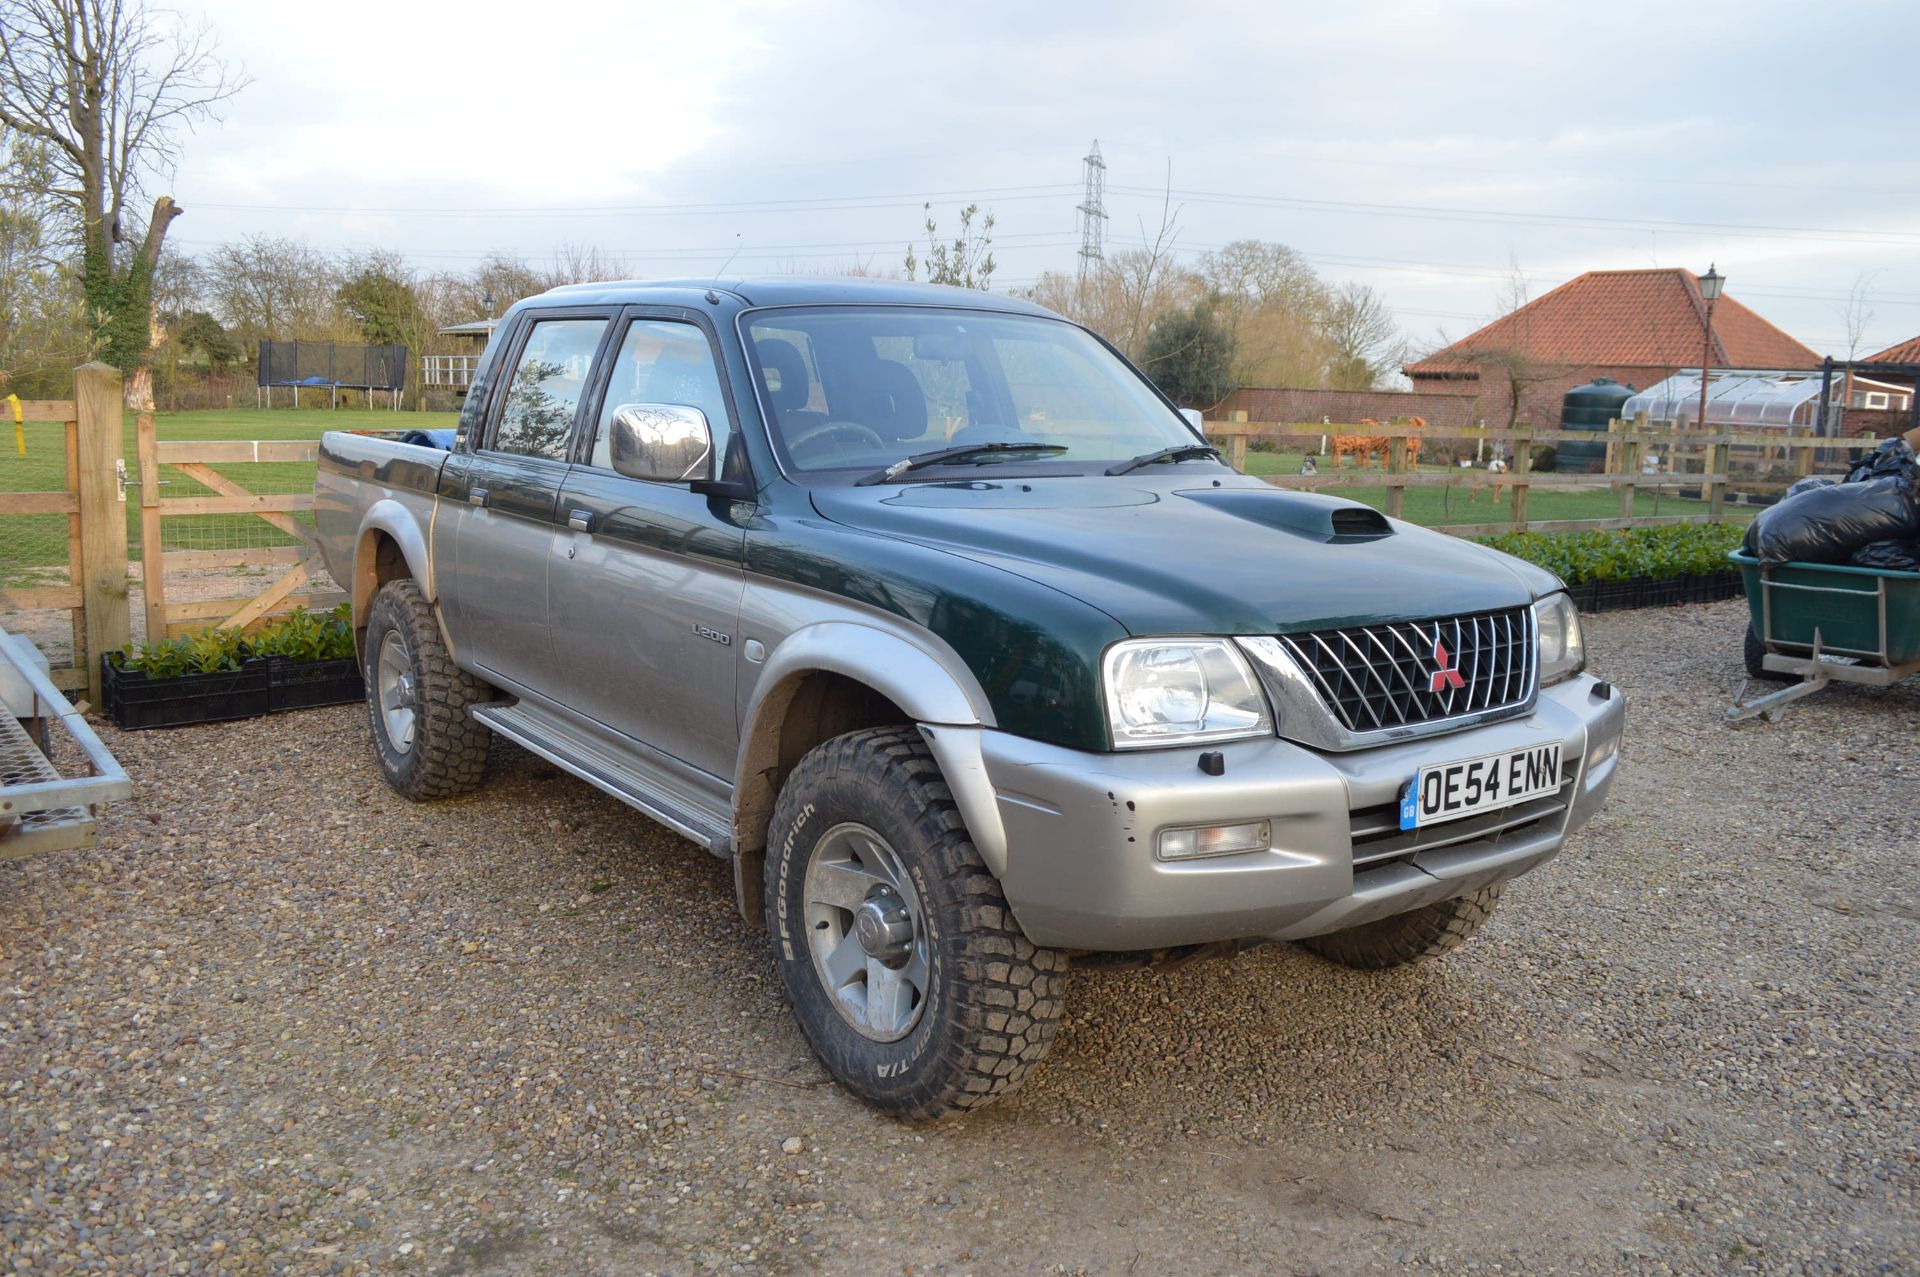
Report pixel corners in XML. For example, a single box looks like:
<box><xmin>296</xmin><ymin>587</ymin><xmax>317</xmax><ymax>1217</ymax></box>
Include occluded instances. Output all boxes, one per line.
<box><xmin>1216</xmin><ymin>385</ymin><xmax>1480</xmax><ymax>428</ymax></box>
<box><xmin>1409</xmin><ymin>364</ymin><xmax>1672</xmax><ymax>432</ymax></box>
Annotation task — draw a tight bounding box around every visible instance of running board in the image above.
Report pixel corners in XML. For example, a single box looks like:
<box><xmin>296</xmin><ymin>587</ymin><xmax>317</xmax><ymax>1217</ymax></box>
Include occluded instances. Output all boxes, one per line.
<box><xmin>468</xmin><ymin>703</ymin><xmax>732</xmax><ymax>855</ymax></box>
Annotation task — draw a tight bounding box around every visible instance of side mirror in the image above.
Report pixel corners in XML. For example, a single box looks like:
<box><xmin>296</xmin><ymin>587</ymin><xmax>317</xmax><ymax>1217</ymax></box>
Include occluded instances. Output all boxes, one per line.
<box><xmin>1179</xmin><ymin>407</ymin><xmax>1205</xmax><ymax>435</ymax></box>
<box><xmin>609</xmin><ymin>403</ymin><xmax>714</xmax><ymax>483</ymax></box>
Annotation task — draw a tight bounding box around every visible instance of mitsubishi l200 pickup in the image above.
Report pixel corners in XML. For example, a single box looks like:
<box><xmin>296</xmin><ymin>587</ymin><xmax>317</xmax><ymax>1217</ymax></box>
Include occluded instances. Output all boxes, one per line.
<box><xmin>314</xmin><ymin>277</ymin><xmax>1624</xmax><ymax>1119</ymax></box>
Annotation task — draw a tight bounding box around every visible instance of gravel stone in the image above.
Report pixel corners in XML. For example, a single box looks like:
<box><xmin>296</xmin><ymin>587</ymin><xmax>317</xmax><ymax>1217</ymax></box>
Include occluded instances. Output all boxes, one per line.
<box><xmin>1</xmin><ymin>598</ymin><xmax>1915</xmax><ymax>1274</ymax></box>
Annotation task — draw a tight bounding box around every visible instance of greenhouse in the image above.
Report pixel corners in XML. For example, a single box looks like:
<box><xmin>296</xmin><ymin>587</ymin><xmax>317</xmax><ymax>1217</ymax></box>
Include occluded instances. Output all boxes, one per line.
<box><xmin>1620</xmin><ymin>369</ymin><xmax>1916</xmax><ymax>430</ymax></box>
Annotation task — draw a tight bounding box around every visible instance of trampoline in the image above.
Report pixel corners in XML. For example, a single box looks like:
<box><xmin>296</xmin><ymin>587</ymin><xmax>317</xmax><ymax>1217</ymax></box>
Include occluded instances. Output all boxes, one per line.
<box><xmin>257</xmin><ymin>341</ymin><xmax>408</xmax><ymax>410</ymax></box>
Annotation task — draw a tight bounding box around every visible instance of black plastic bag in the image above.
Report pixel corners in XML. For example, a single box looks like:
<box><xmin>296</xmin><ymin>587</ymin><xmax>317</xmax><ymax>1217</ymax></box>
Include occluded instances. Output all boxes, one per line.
<box><xmin>1846</xmin><ymin>437</ymin><xmax>1919</xmax><ymax>484</ymax></box>
<box><xmin>1747</xmin><ymin>475</ymin><xmax>1920</xmax><ymax>566</ymax></box>
<box><xmin>1851</xmin><ymin>540</ymin><xmax>1920</xmax><ymax>572</ymax></box>
<box><xmin>1784</xmin><ymin>476</ymin><xmax>1838</xmax><ymax>499</ymax></box>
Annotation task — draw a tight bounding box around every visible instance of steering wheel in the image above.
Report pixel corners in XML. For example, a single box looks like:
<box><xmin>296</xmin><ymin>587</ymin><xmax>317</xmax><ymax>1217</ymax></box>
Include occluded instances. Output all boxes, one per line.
<box><xmin>786</xmin><ymin>419</ymin><xmax>886</xmax><ymax>457</ymax></box>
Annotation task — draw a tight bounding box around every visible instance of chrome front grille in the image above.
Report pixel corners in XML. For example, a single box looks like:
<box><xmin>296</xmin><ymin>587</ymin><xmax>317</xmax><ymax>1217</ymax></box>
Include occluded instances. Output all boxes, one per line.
<box><xmin>1275</xmin><ymin>607</ymin><xmax>1536</xmax><ymax>735</ymax></box>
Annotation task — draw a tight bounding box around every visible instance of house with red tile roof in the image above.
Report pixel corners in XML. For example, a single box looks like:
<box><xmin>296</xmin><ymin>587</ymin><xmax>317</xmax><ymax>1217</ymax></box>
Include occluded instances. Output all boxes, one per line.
<box><xmin>1404</xmin><ymin>268</ymin><xmax>1820</xmax><ymax>429</ymax></box>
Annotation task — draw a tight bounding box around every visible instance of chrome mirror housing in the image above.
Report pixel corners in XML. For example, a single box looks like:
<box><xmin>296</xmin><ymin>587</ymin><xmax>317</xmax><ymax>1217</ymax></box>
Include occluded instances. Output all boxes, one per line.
<box><xmin>609</xmin><ymin>403</ymin><xmax>714</xmax><ymax>483</ymax></box>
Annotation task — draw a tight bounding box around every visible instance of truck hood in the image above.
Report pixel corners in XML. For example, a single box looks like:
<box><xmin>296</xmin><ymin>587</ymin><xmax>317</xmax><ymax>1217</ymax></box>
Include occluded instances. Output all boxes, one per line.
<box><xmin>809</xmin><ymin>475</ymin><xmax>1554</xmax><ymax>636</ymax></box>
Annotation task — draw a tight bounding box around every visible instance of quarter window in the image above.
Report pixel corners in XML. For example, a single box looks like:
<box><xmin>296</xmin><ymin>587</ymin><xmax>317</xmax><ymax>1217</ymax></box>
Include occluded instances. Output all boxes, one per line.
<box><xmin>491</xmin><ymin>318</ymin><xmax>608</xmax><ymax>459</ymax></box>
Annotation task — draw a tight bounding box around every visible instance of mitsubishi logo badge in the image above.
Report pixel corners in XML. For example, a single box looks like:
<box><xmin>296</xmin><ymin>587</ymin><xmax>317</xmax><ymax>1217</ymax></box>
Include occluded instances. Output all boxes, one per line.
<box><xmin>1429</xmin><ymin>638</ymin><xmax>1466</xmax><ymax>693</ymax></box>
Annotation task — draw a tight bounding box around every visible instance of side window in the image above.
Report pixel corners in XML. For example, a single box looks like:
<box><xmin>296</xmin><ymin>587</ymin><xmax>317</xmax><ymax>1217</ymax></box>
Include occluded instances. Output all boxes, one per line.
<box><xmin>589</xmin><ymin>320</ymin><xmax>732</xmax><ymax>471</ymax></box>
<box><xmin>490</xmin><ymin>318</ymin><xmax>608</xmax><ymax>459</ymax></box>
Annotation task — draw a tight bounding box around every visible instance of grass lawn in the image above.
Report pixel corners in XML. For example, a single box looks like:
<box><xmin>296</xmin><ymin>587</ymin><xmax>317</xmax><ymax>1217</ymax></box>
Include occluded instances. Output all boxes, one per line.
<box><xmin>1238</xmin><ymin>449</ymin><xmax>1726</xmax><ymax>527</ymax></box>
<box><xmin>0</xmin><ymin>406</ymin><xmax>456</xmax><ymax>583</ymax></box>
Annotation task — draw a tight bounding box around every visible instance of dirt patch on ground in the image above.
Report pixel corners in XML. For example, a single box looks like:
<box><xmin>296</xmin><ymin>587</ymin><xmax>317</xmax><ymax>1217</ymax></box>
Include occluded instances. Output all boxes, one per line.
<box><xmin>3</xmin><ymin>598</ymin><xmax>1916</xmax><ymax>1274</ymax></box>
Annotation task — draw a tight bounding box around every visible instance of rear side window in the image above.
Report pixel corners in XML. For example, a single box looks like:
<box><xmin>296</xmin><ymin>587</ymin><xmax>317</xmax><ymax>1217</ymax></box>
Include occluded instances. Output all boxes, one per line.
<box><xmin>490</xmin><ymin>318</ymin><xmax>608</xmax><ymax>459</ymax></box>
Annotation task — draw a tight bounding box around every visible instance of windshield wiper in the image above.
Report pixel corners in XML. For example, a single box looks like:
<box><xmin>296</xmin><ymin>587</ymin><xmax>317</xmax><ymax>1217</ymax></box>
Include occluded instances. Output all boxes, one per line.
<box><xmin>856</xmin><ymin>441</ymin><xmax>1069</xmax><ymax>486</ymax></box>
<box><xmin>1104</xmin><ymin>443</ymin><xmax>1223</xmax><ymax>476</ymax></box>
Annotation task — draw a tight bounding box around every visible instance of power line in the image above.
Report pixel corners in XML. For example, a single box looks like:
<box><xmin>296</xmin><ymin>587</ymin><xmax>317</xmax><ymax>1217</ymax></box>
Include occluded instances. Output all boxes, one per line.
<box><xmin>192</xmin><ymin>184</ymin><xmax>1080</xmax><ymax>219</ymax></box>
<box><xmin>1103</xmin><ymin>183</ymin><xmax>1920</xmax><ymax>248</ymax></box>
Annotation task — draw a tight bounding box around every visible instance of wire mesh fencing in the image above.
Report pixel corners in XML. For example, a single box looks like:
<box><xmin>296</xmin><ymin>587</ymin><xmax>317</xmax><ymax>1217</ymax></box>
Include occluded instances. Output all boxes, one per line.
<box><xmin>0</xmin><ymin>412</ymin><xmax>83</xmax><ymax>675</ymax></box>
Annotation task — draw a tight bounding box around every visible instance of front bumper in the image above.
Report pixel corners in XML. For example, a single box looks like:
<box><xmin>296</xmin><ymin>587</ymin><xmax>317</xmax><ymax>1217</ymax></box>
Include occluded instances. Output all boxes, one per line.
<box><xmin>922</xmin><ymin>673</ymin><xmax>1624</xmax><ymax>952</ymax></box>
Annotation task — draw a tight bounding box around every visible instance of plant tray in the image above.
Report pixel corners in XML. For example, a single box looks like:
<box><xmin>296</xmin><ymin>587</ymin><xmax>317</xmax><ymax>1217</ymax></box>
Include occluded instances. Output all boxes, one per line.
<box><xmin>102</xmin><ymin>656</ymin><xmax>271</xmax><ymax>731</ymax></box>
<box><xmin>266</xmin><ymin>656</ymin><xmax>365</xmax><ymax>712</ymax></box>
<box><xmin>1564</xmin><ymin>569</ymin><xmax>1744</xmax><ymax>614</ymax></box>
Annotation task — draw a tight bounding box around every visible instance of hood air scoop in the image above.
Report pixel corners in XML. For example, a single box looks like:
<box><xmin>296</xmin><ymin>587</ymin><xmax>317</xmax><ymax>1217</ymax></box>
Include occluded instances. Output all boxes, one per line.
<box><xmin>1175</xmin><ymin>488</ymin><xmax>1394</xmax><ymax>542</ymax></box>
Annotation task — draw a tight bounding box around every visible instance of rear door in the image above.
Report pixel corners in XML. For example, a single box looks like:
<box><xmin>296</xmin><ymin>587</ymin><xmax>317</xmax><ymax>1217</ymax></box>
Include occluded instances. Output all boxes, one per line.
<box><xmin>439</xmin><ymin>310</ymin><xmax>614</xmax><ymax>690</ymax></box>
<box><xmin>548</xmin><ymin>309</ymin><xmax>749</xmax><ymax>783</ymax></box>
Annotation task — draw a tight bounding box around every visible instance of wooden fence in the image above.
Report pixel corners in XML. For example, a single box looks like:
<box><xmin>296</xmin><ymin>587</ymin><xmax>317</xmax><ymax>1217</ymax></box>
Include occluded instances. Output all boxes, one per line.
<box><xmin>1202</xmin><ymin>415</ymin><xmax>1845</xmax><ymax>537</ymax></box>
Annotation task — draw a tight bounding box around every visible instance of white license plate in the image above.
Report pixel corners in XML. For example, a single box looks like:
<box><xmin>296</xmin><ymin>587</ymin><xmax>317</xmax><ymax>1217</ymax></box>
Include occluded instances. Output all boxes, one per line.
<box><xmin>1398</xmin><ymin>743</ymin><xmax>1562</xmax><ymax>831</ymax></box>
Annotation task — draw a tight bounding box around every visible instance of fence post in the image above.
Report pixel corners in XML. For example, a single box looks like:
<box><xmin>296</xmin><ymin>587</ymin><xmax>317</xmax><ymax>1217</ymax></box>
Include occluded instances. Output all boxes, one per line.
<box><xmin>74</xmin><ymin>362</ymin><xmax>129</xmax><ymax>706</ymax></box>
<box><xmin>1384</xmin><ymin>419</ymin><xmax>1407</xmax><ymax>520</ymax></box>
<box><xmin>1615</xmin><ymin>413</ymin><xmax>1647</xmax><ymax>523</ymax></box>
<box><xmin>1510</xmin><ymin>426</ymin><xmax>1532</xmax><ymax>527</ymax></box>
<box><xmin>1707</xmin><ymin>437</ymin><xmax>1729</xmax><ymax>523</ymax></box>
<box><xmin>136</xmin><ymin>413</ymin><xmax>166</xmax><ymax>642</ymax></box>
<box><xmin>1227</xmin><ymin>409</ymin><xmax>1248</xmax><ymax>471</ymax></box>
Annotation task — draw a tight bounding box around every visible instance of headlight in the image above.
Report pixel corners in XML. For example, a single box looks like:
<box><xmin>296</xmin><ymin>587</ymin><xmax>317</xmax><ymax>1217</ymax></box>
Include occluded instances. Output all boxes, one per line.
<box><xmin>1534</xmin><ymin>592</ymin><xmax>1585</xmax><ymax>687</ymax></box>
<box><xmin>1102</xmin><ymin>638</ymin><xmax>1272</xmax><ymax>749</ymax></box>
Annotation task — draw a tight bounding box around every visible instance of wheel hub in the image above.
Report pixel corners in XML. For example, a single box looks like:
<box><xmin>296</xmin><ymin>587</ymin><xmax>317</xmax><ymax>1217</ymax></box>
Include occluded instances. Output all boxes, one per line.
<box><xmin>853</xmin><ymin>887</ymin><xmax>915</xmax><ymax>967</ymax></box>
<box><xmin>800</xmin><ymin>822</ymin><xmax>931</xmax><ymax>1042</ymax></box>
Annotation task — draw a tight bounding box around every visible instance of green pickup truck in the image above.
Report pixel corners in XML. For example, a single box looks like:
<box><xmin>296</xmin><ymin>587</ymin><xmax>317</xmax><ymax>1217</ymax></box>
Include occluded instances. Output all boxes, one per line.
<box><xmin>314</xmin><ymin>277</ymin><xmax>1624</xmax><ymax>1118</ymax></box>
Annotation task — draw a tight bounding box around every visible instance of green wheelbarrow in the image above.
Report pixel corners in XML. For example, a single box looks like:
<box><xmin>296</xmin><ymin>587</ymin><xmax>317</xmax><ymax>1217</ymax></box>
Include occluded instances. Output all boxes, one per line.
<box><xmin>1727</xmin><ymin>549</ymin><xmax>1920</xmax><ymax>722</ymax></box>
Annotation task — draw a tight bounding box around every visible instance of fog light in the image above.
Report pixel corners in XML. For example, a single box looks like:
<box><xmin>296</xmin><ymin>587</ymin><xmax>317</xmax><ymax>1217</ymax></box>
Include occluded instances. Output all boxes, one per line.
<box><xmin>1156</xmin><ymin>820</ymin><xmax>1271</xmax><ymax>861</ymax></box>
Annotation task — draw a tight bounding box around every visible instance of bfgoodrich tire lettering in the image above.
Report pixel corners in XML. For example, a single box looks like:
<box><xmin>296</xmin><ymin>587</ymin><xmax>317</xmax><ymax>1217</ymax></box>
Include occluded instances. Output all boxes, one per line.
<box><xmin>1299</xmin><ymin>884</ymin><xmax>1504</xmax><ymax>970</ymax></box>
<box><xmin>363</xmin><ymin>578</ymin><xmax>491</xmax><ymax>800</ymax></box>
<box><xmin>766</xmin><ymin>726</ymin><xmax>1068</xmax><ymax>1119</ymax></box>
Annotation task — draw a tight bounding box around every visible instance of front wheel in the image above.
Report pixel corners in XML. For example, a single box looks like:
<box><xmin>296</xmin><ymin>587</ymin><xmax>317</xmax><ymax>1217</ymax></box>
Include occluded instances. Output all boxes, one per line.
<box><xmin>765</xmin><ymin>727</ymin><xmax>1068</xmax><ymax>1120</ymax></box>
<box><xmin>1299</xmin><ymin>885</ymin><xmax>1503</xmax><ymax>970</ymax></box>
<box><xmin>363</xmin><ymin>578</ymin><xmax>492</xmax><ymax>800</ymax></box>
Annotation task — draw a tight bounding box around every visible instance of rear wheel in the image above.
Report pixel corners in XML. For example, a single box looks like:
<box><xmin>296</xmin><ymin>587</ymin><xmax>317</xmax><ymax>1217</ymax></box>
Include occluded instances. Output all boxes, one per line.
<box><xmin>1743</xmin><ymin>626</ymin><xmax>1785</xmax><ymax>682</ymax></box>
<box><xmin>765</xmin><ymin>726</ymin><xmax>1068</xmax><ymax>1119</ymax></box>
<box><xmin>1299</xmin><ymin>885</ymin><xmax>1503</xmax><ymax>970</ymax></box>
<box><xmin>363</xmin><ymin>578</ymin><xmax>492</xmax><ymax>800</ymax></box>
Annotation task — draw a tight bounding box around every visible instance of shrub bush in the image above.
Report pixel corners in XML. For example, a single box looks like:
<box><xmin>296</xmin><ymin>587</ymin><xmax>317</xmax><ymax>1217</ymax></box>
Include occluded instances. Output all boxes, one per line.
<box><xmin>1477</xmin><ymin>523</ymin><xmax>1745</xmax><ymax>586</ymax></box>
<box><xmin>113</xmin><ymin>604</ymin><xmax>354</xmax><ymax>678</ymax></box>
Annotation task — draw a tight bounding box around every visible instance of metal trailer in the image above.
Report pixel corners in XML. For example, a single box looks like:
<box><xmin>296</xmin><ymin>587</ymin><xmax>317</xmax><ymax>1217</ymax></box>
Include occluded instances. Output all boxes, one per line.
<box><xmin>1</xmin><ymin>625</ymin><xmax>131</xmax><ymax>858</ymax></box>
<box><xmin>1727</xmin><ymin>549</ymin><xmax>1920</xmax><ymax>722</ymax></box>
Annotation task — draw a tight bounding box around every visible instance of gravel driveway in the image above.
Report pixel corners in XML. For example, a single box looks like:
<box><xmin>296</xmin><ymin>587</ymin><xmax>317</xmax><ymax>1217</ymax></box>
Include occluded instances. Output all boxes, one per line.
<box><xmin>4</xmin><ymin>598</ymin><xmax>1916</xmax><ymax>1276</ymax></box>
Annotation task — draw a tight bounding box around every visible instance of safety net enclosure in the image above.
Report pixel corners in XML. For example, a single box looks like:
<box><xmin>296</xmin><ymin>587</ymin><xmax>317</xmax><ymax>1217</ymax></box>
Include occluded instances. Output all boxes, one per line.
<box><xmin>256</xmin><ymin>341</ymin><xmax>408</xmax><ymax>408</ymax></box>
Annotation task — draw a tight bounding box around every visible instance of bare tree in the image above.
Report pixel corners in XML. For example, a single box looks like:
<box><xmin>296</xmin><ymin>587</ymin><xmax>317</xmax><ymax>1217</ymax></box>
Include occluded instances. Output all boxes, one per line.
<box><xmin>204</xmin><ymin>236</ymin><xmax>343</xmax><ymax>346</ymax></box>
<box><xmin>0</xmin><ymin>0</ymin><xmax>245</xmax><ymax>406</ymax></box>
<box><xmin>1323</xmin><ymin>282</ymin><xmax>1402</xmax><ymax>389</ymax></box>
<box><xmin>547</xmin><ymin>242</ymin><xmax>631</xmax><ymax>286</ymax></box>
<box><xmin>1838</xmin><ymin>269</ymin><xmax>1881</xmax><ymax>361</ymax></box>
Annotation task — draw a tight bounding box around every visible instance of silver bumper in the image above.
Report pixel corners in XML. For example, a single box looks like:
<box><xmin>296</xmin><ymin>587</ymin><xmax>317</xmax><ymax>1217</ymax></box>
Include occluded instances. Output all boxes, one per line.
<box><xmin>922</xmin><ymin>674</ymin><xmax>1624</xmax><ymax>952</ymax></box>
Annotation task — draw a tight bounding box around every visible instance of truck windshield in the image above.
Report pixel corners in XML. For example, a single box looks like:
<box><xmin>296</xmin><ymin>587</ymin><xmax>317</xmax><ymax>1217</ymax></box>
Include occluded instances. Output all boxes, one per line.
<box><xmin>743</xmin><ymin>306</ymin><xmax>1203</xmax><ymax>476</ymax></box>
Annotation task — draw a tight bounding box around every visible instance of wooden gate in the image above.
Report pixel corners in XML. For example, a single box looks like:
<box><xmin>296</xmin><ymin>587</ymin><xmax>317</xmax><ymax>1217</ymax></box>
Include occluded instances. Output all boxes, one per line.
<box><xmin>133</xmin><ymin>422</ymin><xmax>346</xmax><ymax>642</ymax></box>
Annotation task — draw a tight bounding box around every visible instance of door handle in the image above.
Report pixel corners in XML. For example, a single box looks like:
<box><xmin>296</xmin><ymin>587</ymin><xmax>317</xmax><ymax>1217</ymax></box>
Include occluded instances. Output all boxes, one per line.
<box><xmin>567</xmin><ymin>509</ymin><xmax>593</xmax><ymax>532</ymax></box>
<box><xmin>468</xmin><ymin>486</ymin><xmax>490</xmax><ymax>508</ymax></box>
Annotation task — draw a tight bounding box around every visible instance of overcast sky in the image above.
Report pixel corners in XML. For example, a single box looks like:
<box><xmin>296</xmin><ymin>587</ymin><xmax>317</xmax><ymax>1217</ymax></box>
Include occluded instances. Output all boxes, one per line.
<box><xmin>164</xmin><ymin>0</ymin><xmax>1920</xmax><ymax>359</ymax></box>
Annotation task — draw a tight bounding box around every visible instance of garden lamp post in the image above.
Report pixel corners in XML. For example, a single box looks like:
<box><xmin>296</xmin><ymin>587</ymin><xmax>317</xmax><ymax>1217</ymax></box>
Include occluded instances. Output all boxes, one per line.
<box><xmin>1696</xmin><ymin>264</ymin><xmax>1724</xmax><ymax>431</ymax></box>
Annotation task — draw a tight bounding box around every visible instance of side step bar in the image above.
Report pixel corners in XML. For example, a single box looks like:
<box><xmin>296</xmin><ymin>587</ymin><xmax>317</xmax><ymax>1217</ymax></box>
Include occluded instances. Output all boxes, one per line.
<box><xmin>468</xmin><ymin>703</ymin><xmax>731</xmax><ymax>855</ymax></box>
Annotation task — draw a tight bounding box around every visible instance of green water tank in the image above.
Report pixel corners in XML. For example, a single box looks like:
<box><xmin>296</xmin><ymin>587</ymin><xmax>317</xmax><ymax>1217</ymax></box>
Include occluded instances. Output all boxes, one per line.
<box><xmin>1559</xmin><ymin>377</ymin><xmax>1635</xmax><ymax>472</ymax></box>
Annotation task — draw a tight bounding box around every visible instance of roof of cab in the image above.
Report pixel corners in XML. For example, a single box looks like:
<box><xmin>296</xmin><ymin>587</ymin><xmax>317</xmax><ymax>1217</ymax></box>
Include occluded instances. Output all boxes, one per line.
<box><xmin>523</xmin><ymin>275</ymin><xmax>1061</xmax><ymax>318</ymax></box>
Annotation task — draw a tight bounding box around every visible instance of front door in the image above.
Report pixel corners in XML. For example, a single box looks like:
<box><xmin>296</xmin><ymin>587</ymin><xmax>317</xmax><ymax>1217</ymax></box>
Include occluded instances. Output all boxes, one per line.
<box><xmin>441</xmin><ymin>312</ymin><xmax>613</xmax><ymax>690</ymax></box>
<box><xmin>548</xmin><ymin>313</ymin><xmax>748</xmax><ymax>784</ymax></box>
